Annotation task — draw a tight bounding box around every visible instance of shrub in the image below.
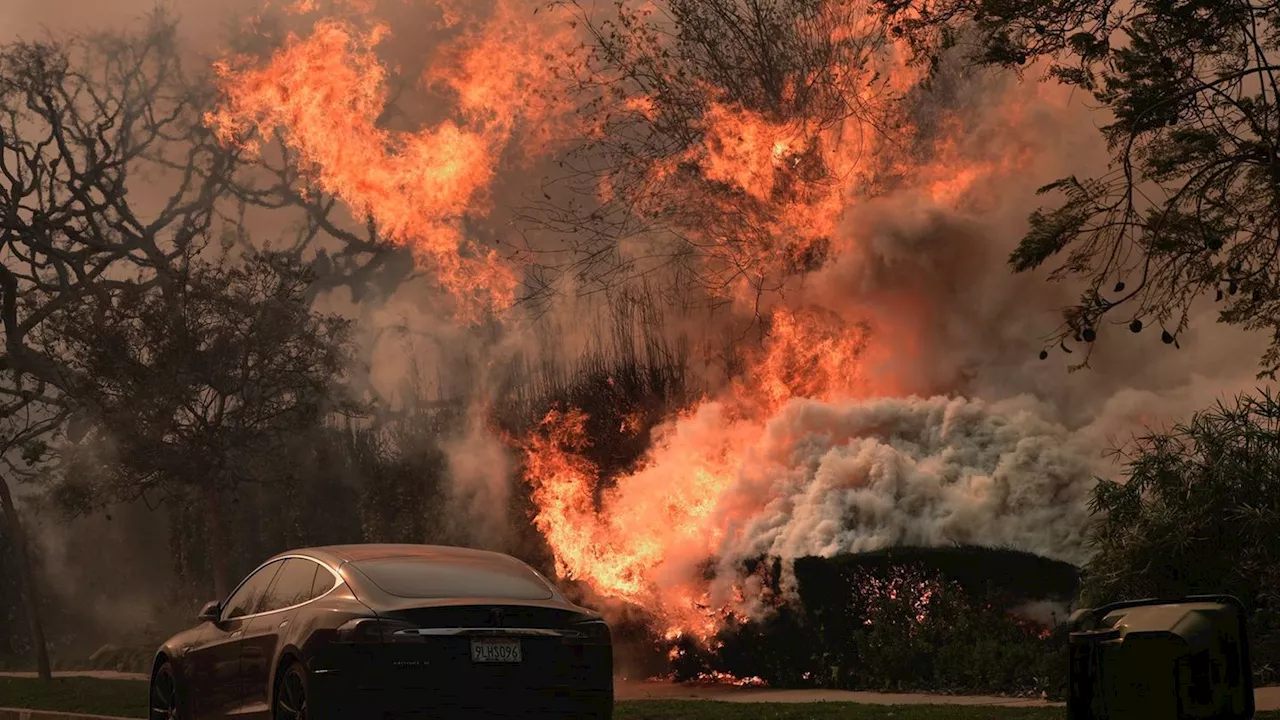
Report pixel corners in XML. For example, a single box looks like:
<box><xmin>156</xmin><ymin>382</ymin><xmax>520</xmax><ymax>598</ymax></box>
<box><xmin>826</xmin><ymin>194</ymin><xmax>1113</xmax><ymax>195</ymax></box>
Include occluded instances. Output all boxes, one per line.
<box><xmin>691</xmin><ymin>548</ymin><xmax>1076</xmax><ymax>698</ymax></box>
<box><xmin>1083</xmin><ymin>390</ymin><xmax>1280</xmax><ymax>683</ymax></box>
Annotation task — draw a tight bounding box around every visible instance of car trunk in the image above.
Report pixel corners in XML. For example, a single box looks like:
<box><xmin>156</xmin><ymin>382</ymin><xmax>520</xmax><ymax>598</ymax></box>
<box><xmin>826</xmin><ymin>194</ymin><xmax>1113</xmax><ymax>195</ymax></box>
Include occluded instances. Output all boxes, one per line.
<box><xmin>329</xmin><ymin>554</ymin><xmax>613</xmax><ymax>717</ymax></box>
<box><xmin>364</xmin><ymin>601</ymin><xmax>611</xmax><ymax>712</ymax></box>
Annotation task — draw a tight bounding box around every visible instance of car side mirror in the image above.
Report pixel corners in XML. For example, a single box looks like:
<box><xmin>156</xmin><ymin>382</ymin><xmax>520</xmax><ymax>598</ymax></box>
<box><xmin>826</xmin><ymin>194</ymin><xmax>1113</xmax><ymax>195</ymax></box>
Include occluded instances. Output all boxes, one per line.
<box><xmin>197</xmin><ymin>601</ymin><xmax>221</xmax><ymax>623</ymax></box>
<box><xmin>1068</xmin><ymin>594</ymin><xmax>1254</xmax><ymax>720</ymax></box>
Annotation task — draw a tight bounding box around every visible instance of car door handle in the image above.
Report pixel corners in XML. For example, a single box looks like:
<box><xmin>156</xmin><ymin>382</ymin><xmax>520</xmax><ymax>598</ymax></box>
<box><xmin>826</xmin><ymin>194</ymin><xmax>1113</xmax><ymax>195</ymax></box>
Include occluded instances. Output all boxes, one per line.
<box><xmin>279</xmin><ymin>620</ymin><xmax>290</xmax><ymax>628</ymax></box>
<box><xmin>230</xmin><ymin>630</ymin><xmax>243</xmax><ymax>638</ymax></box>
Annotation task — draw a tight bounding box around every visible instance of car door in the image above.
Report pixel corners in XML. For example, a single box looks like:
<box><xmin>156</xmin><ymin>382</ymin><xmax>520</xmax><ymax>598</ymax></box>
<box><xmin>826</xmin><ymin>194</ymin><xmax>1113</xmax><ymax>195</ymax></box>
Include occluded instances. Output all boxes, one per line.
<box><xmin>236</xmin><ymin>557</ymin><xmax>325</xmax><ymax>718</ymax></box>
<box><xmin>187</xmin><ymin>560</ymin><xmax>284</xmax><ymax>720</ymax></box>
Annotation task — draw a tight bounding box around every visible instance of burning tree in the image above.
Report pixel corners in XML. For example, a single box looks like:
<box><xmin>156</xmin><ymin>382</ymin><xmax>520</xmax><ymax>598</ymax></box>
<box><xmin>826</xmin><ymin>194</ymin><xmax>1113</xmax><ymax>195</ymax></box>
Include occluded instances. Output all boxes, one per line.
<box><xmin>523</xmin><ymin>0</ymin><xmax>907</xmax><ymax>310</ymax></box>
<box><xmin>877</xmin><ymin>0</ymin><xmax>1280</xmax><ymax>373</ymax></box>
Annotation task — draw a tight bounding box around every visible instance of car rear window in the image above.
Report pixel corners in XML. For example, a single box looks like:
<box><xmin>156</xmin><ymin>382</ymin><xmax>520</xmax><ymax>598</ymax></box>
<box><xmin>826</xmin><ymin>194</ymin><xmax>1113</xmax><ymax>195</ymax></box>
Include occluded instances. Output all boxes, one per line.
<box><xmin>353</xmin><ymin>556</ymin><xmax>555</xmax><ymax>600</ymax></box>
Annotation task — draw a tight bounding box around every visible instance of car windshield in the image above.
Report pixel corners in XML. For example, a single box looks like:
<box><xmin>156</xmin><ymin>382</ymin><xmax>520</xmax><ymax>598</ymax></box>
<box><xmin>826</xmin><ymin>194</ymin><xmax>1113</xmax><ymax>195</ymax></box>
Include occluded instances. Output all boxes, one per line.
<box><xmin>353</xmin><ymin>556</ymin><xmax>555</xmax><ymax>600</ymax></box>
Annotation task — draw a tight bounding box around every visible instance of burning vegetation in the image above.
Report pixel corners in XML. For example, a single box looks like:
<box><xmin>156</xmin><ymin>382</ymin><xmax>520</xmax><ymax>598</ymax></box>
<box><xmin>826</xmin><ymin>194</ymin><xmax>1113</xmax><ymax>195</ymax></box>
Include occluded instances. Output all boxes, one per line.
<box><xmin>10</xmin><ymin>0</ymin><xmax>1278</xmax><ymax>697</ymax></box>
<box><xmin>196</xmin><ymin>0</ymin><xmax>1099</xmax><ymax>656</ymax></box>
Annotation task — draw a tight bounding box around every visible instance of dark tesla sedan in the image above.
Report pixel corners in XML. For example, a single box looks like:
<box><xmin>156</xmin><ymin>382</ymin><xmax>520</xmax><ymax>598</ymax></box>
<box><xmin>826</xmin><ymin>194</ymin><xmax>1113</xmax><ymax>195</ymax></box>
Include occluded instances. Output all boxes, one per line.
<box><xmin>149</xmin><ymin>544</ymin><xmax>613</xmax><ymax>720</ymax></box>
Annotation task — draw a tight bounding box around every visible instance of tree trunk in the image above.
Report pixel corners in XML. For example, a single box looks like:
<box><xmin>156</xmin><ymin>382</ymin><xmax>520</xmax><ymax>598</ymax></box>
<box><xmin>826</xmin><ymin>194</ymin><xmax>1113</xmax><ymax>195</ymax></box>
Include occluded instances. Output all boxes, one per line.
<box><xmin>205</xmin><ymin>480</ymin><xmax>230</xmax><ymax>601</ymax></box>
<box><xmin>0</xmin><ymin>474</ymin><xmax>52</xmax><ymax>680</ymax></box>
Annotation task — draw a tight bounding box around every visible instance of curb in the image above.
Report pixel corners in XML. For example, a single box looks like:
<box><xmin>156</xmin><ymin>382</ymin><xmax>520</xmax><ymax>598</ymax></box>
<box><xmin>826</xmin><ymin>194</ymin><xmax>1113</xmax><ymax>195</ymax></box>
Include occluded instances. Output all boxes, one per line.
<box><xmin>0</xmin><ymin>709</ymin><xmax>139</xmax><ymax>720</ymax></box>
<box><xmin>0</xmin><ymin>675</ymin><xmax>148</xmax><ymax>682</ymax></box>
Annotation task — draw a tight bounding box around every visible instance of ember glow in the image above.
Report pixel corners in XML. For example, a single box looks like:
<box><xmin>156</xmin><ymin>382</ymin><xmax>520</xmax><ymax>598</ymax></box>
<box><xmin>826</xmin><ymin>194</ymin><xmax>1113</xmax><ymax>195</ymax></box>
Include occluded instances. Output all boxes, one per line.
<box><xmin>649</xmin><ymin>670</ymin><xmax>769</xmax><ymax>688</ymax></box>
<box><xmin>210</xmin><ymin>0</ymin><xmax>1099</xmax><ymax>644</ymax></box>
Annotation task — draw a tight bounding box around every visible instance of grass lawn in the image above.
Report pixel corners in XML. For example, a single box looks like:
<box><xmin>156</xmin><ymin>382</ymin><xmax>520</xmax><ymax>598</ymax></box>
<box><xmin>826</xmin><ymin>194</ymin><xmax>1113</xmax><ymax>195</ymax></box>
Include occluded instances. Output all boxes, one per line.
<box><xmin>0</xmin><ymin>677</ymin><xmax>149</xmax><ymax>717</ymax></box>
<box><xmin>4</xmin><ymin>676</ymin><xmax>1280</xmax><ymax>720</ymax></box>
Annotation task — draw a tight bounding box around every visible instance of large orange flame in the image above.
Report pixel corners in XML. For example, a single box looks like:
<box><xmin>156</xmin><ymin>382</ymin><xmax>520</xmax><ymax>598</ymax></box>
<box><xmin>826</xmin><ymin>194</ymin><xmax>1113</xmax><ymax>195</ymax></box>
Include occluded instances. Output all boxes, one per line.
<box><xmin>207</xmin><ymin>0</ymin><xmax>577</xmax><ymax>318</ymax></box>
<box><xmin>208</xmin><ymin>20</ymin><xmax>512</xmax><ymax>316</ymax></box>
<box><xmin>210</xmin><ymin>0</ymin><xmax>1064</xmax><ymax>647</ymax></box>
<box><xmin>519</xmin><ymin>309</ymin><xmax>883</xmax><ymax>639</ymax></box>
<box><xmin>519</xmin><ymin>50</ymin><xmax>1051</xmax><ymax>640</ymax></box>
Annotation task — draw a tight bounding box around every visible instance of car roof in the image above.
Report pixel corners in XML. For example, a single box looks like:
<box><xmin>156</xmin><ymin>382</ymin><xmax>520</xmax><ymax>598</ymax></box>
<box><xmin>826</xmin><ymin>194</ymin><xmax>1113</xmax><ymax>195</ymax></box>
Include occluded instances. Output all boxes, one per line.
<box><xmin>257</xmin><ymin>543</ymin><xmax>580</xmax><ymax>610</ymax></box>
<box><xmin>277</xmin><ymin>543</ymin><xmax>528</xmax><ymax>568</ymax></box>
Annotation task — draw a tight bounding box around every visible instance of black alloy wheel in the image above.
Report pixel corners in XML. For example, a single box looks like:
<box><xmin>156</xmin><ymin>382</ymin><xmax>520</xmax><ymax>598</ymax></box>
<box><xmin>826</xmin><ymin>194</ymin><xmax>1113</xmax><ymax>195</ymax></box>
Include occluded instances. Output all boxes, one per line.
<box><xmin>275</xmin><ymin>662</ymin><xmax>309</xmax><ymax>720</ymax></box>
<box><xmin>149</xmin><ymin>662</ymin><xmax>180</xmax><ymax>720</ymax></box>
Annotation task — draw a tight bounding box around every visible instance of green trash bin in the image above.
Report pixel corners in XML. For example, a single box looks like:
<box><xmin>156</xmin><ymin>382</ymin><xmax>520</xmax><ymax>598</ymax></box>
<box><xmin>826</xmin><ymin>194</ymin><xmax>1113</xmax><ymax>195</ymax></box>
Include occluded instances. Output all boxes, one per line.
<box><xmin>1068</xmin><ymin>594</ymin><xmax>1254</xmax><ymax>719</ymax></box>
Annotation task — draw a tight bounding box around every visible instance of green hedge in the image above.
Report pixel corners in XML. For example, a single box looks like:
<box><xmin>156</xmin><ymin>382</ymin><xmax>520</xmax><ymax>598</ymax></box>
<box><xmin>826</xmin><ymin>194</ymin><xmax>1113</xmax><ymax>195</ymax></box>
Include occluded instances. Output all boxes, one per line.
<box><xmin>794</xmin><ymin>546</ymin><xmax>1081</xmax><ymax>602</ymax></box>
<box><xmin>670</xmin><ymin>547</ymin><xmax>1077</xmax><ymax>698</ymax></box>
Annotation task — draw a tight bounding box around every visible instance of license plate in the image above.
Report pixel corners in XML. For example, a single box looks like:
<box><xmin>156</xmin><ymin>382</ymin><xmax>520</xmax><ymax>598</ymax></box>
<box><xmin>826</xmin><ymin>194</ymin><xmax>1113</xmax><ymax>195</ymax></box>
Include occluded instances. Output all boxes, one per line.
<box><xmin>470</xmin><ymin>638</ymin><xmax>522</xmax><ymax>663</ymax></box>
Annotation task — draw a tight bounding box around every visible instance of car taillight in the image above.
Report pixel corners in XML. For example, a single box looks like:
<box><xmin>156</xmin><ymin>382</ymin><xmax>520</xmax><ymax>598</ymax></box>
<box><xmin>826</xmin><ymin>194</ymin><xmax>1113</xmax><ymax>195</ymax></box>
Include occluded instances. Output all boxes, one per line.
<box><xmin>570</xmin><ymin>619</ymin><xmax>611</xmax><ymax>644</ymax></box>
<box><xmin>336</xmin><ymin>618</ymin><xmax>423</xmax><ymax>644</ymax></box>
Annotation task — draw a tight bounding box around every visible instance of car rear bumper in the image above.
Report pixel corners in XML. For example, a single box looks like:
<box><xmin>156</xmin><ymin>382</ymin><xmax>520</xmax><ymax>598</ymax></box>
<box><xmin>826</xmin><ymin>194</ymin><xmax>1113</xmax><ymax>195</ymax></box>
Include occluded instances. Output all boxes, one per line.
<box><xmin>307</xmin><ymin>645</ymin><xmax>613</xmax><ymax>720</ymax></box>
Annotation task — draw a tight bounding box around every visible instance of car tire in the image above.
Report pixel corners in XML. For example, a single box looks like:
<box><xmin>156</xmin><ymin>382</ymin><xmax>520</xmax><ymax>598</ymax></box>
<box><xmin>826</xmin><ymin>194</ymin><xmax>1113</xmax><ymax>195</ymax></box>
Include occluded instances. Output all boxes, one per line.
<box><xmin>274</xmin><ymin>661</ymin><xmax>310</xmax><ymax>720</ymax></box>
<box><xmin>149</xmin><ymin>661</ymin><xmax>184</xmax><ymax>720</ymax></box>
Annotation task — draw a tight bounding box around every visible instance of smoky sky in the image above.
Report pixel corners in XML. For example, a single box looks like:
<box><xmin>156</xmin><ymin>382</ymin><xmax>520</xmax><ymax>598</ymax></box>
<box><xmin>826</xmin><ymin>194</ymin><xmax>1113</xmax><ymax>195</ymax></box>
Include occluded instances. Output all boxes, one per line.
<box><xmin>3</xmin><ymin>0</ymin><xmax>260</xmax><ymax>44</ymax></box>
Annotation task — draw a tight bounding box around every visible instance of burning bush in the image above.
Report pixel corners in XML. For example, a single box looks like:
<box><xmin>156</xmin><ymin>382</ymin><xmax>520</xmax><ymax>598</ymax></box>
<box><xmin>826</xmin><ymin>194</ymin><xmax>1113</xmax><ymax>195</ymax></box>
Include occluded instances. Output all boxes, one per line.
<box><xmin>665</xmin><ymin>547</ymin><xmax>1077</xmax><ymax>698</ymax></box>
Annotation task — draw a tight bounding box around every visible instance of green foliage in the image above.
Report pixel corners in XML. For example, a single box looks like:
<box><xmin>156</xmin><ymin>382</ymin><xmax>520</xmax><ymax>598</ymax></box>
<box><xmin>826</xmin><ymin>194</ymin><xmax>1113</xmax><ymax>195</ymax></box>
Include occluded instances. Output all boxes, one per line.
<box><xmin>40</xmin><ymin>251</ymin><xmax>359</xmax><ymax>515</ymax></box>
<box><xmin>1083</xmin><ymin>389</ymin><xmax>1280</xmax><ymax>682</ymax></box>
<box><xmin>348</xmin><ymin>421</ymin><xmax>453</xmax><ymax>547</ymax></box>
<box><xmin>874</xmin><ymin>0</ymin><xmax>1280</xmax><ymax>373</ymax></box>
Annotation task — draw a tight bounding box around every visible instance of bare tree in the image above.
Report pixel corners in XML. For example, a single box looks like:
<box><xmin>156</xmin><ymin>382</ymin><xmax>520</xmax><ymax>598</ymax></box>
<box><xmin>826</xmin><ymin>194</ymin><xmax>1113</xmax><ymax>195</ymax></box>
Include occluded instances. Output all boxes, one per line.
<box><xmin>0</xmin><ymin>10</ymin><xmax>394</xmax><ymax>613</ymax></box>
<box><xmin>0</xmin><ymin>12</ymin><xmax>236</xmax><ymax>677</ymax></box>
<box><xmin>0</xmin><ymin>395</ymin><xmax>64</xmax><ymax>679</ymax></box>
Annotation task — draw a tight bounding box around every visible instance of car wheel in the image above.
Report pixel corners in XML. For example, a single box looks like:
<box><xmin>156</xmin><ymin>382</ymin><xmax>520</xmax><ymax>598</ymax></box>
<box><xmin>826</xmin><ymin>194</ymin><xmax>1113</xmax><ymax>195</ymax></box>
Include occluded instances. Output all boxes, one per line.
<box><xmin>275</xmin><ymin>662</ymin><xmax>309</xmax><ymax>720</ymax></box>
<box><xmin>150</xmin><ymin>661</ymin><xmax>182</xmax><ymax>720</ymax></box>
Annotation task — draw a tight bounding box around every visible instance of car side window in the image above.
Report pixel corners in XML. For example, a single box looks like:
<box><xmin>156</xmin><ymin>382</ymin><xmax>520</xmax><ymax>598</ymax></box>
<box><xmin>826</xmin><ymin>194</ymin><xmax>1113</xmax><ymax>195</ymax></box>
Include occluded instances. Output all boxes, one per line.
<box><xmin>222</xmin><ymin>560</ymin><xmax>285</xmax><ymax>621</ymax></box>
<box><xmin>260</xmin><ymin>558</ymin><xmax>323</xmax><ymax>613</ymax></box>
<box><xmin>310</xmin><ymin>564</ymin><xmax>336</xmax><ymax>599</ymax></box>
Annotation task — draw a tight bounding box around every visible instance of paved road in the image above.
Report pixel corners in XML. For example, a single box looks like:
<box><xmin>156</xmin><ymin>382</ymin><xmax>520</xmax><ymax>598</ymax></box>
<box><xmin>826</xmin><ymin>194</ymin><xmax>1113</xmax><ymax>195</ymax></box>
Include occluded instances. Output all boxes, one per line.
<box><xmin>617</xmin><ymin>680</ymin><xmax>1280</xmax><ymax>711</ymax></box>
<box><xmin>614</xmin><ymin>679</ymin><xmax>1061</xmax><ymax>707</ymax></box>
<box><xmin>6</xmin><ymin>671</ymin><xmax>1280</xmax><ymax>711</ymax></box>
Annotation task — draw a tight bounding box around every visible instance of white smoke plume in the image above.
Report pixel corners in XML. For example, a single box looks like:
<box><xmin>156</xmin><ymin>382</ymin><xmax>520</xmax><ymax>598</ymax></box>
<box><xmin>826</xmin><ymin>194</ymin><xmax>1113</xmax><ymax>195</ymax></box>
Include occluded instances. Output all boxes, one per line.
<box><xmin>442</xmin><ymin>406</ymin><xmax>513</xmax><ymax>551</ymax></box>
<box><xmin>579</xmin><ymin>392</ymin><xmax>1101</xmax><ymax>623</ymax></box>
<box><xmin>712</xmin><ymin>395</ymin><xmax>1098</xmax><ymax>569</ymax></box>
